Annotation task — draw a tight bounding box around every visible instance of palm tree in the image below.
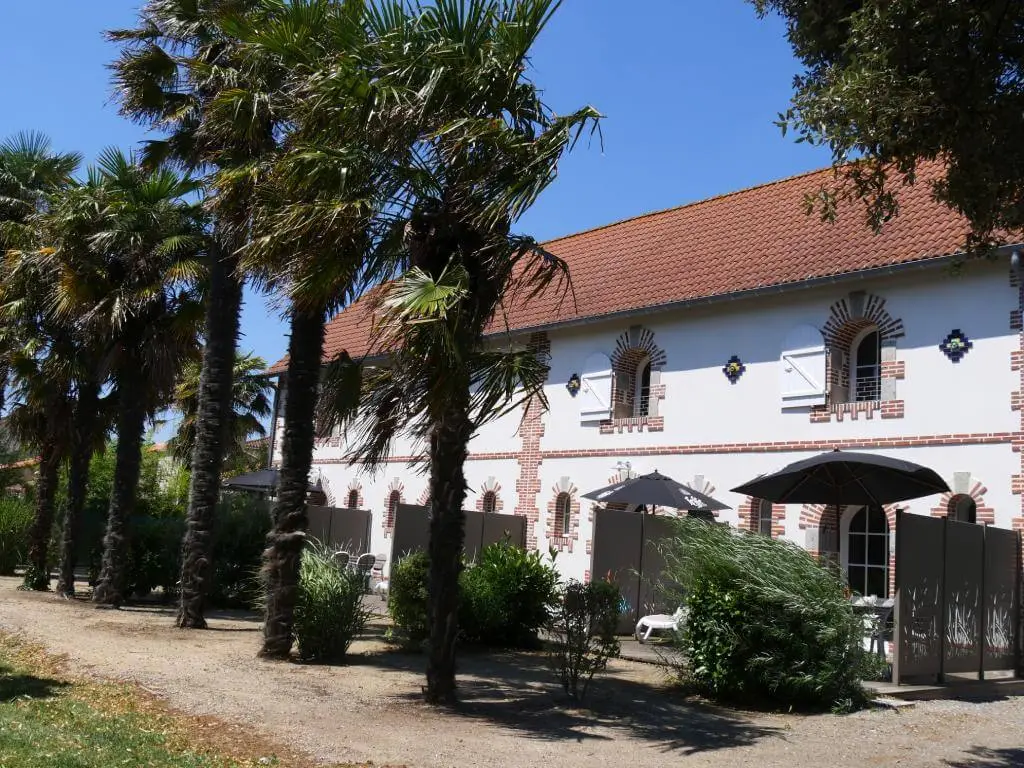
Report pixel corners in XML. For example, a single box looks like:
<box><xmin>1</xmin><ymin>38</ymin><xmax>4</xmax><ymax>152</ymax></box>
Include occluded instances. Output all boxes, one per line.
<box><xmin>55</xmin><ymin>149</ymin><xmax>207</xmax><ymax>607</ymax></box>
<box><xmin>0</xmin><ymin>132</ymin><xmax>81</xmax><ymax>424</ymax></box>
<box><xmin>0</xmin><ymin>247</ymin><xmax>79</xmax><ymax>591</ymax></box>
<box><xmin>35</xmin><ymin>177</ymin><xmax>123</xmax><ymax>597</ymax></box>
<box><xmin>0</xmin><ymin>133</ymin><xmax>82</xmax><ymax>590</ymax></box>
<box><xmin>169</xmin><ymin>351</ymin><xmax>271</xmax><ymax>468</ymax></box>
<box><xmin>107</xmin><ymin>0</ymin><xmax>283</xmax><ymax>627</ymax></box>
<box><xmin>321</xmin><ymin>0</ymin><xmax>599</xmax><ymax>703</ymax></box>
<box><xmin>213</xmin><ymin>3</ymin><xmax>395</xmax><ymax>657</ymax></box>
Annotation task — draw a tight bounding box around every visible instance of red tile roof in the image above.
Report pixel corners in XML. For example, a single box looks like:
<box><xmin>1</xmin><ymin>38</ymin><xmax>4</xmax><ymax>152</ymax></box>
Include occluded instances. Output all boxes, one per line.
<box><xmin>270</xmin><ymin>163</ymin><xmax>974</xmax><ymax>374</ymax></box>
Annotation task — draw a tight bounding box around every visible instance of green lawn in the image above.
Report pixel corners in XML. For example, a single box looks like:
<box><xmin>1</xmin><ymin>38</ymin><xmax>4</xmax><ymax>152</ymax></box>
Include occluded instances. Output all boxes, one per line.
<box><xmin>0</xmin><ymin>636</ymin><xmax>279</xmax><ymax>768</ymax></box>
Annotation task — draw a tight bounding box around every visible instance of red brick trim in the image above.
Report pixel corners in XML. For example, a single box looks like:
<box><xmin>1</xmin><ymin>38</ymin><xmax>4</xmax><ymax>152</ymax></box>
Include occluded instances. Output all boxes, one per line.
<box><xmin>929</xmin><ymin>483</ymin><xmax>995</xmax><ymax>526</ymax></box>
<box><xmin>812</xmin><ymin>292</ymin><xmax>905</xmax><ymax>423</ymax></box>
<box><xmin>536</xmin><ymin>432</ymin><xmax>1013</xmax><ymax>460</ymax></box>
<box><xmin>475</xmin><ymin>477</ymin><xmax>504</xmax><ymax>513</ymax></box>
<box><xmin>599</xmin><ymin>416</ymin><xmax>664</xmax><ymax>434</ymax></box>
<box><xmin>316</xmin><ymin>431</ymin><xmax>1015</xmax><ymax>468</ymax></box>
<box><xmin>313</xmin><ymin>431</ymin><xmax>1013</xmax><ymax>468</ymax></box>
<box><xmin>416</xmin><ymin>487</ymin><xmax>430</xmax><ymax>506</ymax></box>
<box><xmin>737</xmin><ymin>497</ymin><xmax>785</xmax><ymax>537</ymax></box>
<box><xmin>344</xmin><ymin>481</ymin><xmax>364</xmax><ymax>510</ymax></box>
<box><xmin>1012</xmin><ymin>268</ymin><xmax>1024</xmax><ymax>556</ymax></box>
<box><xmin>546</xmin><ymin>481</ymin><xmax>581</xmax><ymax>553</ymax></box>
<box><xmin>607</xmin><ymin>326</ymin><xmax>667</xmax><ymax>426</ymax></box>
<box><xmin>514</xmin><ymin>332</ymin><xmax>550</xmax><ymax>551</ymax></box>
<box><xmin>383</xmin><ymin>480</ymin><xmax>404</xmax><ymax>539</ymax></box>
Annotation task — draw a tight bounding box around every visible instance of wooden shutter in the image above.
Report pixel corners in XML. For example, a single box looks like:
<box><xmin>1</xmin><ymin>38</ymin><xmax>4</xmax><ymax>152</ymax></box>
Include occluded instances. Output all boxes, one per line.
<box><xmin>579</xmin><ymin>352</ymin><xmax>613</xmax><ymax>422</ymax></box>
<box><xmin>780</xmin><ymin>325</ymin><xmax>826</xmax><ymax>408</ymax></box>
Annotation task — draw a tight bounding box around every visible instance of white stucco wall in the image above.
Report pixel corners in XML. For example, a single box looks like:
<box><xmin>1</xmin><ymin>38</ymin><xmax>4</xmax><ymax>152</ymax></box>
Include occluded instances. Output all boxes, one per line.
<box><xmin>542</xmin><ymin>261</ymin><xmax>1017</xmax><ymax>452</ymax></box>
<box><xmin>277</xmin><ymin>258</ymin><xmax>1020</xmax><ymax>583</ymax></box>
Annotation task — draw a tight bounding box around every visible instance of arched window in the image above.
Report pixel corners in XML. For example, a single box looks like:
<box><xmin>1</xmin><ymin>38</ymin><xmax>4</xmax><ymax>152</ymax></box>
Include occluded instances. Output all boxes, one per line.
<box><xmin>635</xmin><ymin>359</ymin><xmax>652</xmax><ymax>417</ymax></box>
<box><xmin>851</xmin><ymin>329</ymin><xmax>881</xmax><ymax>402</ymax></box>
<box><xmin>757</xmin><ymin>499</ymin><xmax>774</xmax><ymax>537</ymax></box>
<box><xmin>386</xmin><ymin>490</ymin><xmax>401</xmax><ymax>528</ymax></box>
<box><xmin>846</xmin><ymin>505</ymin><xmax>889</xmax><ymax>597</ymax></box>
<box><xmin>482</xmin><ymin>491</ymin><xmax>497</xmax><ymax>514</ymax></box>
<box><xmin>948</xmin><ymin>494</ymin><xmax>977</xmax><ymax>524</ymax></box>
<box><xmin>346</xmin><ymin>489</ymin><xmax>359</xmax><ymax>509</ymax></box>
<box><xmin>554</xmin><ymin>492</ymin><xmax>572</xmax><ymax>536</ymax></box>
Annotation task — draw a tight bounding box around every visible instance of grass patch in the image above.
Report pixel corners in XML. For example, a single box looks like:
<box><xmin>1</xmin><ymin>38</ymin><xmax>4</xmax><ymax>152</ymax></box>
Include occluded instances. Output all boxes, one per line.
<box><xmin>0</xmin><ymin>633</ymin><xmax>366</xmax><ymax>767</ymax></box>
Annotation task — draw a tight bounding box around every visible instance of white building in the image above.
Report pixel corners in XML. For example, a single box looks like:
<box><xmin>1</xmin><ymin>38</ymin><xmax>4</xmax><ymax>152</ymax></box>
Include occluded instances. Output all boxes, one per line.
<box><xmin>269</xmin><ymin>163</ymin><xmax>1024</xmax><ymax>596</ymax></box>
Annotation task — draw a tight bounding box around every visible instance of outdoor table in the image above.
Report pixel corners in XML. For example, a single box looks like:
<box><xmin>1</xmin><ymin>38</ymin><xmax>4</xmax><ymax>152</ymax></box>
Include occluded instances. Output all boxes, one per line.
<box><xmin>851</xmin><ymin>596</ymin><xmax>894</xmax><ymax>659</ymax></box>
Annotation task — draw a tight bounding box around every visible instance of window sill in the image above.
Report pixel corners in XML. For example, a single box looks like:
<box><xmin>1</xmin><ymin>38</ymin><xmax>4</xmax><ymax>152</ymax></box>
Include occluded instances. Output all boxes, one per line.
<box><xmin>599</xmin><ymin>416</ymin><xmax>665</xmax><ymax>434</ymax></box>
<box><xmin>810</xmin><ymin>399</ymin><xmax>904</xmax><ymax>423</ymax></box>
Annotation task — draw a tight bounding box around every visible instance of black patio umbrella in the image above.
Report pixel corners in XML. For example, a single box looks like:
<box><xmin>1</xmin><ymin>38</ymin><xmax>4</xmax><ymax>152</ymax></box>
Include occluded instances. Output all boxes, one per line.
<box><xmin>582</xmin><ymin>470</ymin><xmax>731</xmax><ymax>516</ymax></box>
<box><xmin>730</xmin><ymin>449</ymin><xmax>950</xmax><ymax>507</ymax></box>
<box><xmin>582</xmin><ymin>471</ymin><xmax>730</xmax><ymax>624</ymax></box>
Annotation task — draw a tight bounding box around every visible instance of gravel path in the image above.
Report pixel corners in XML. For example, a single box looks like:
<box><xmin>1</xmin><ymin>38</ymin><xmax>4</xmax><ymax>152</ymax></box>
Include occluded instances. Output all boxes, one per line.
<box><xmin>1</xmin><ymin>577</ymin><xmax>1022</xmax><ymax>768</ymax></box>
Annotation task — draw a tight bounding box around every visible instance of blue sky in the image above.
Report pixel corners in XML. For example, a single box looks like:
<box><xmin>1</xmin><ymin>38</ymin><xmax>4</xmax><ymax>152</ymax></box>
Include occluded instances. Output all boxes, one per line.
<box><xmin>0</xmin><ymin>1</ymin><xmax>830</xmax><ymax>434</ymax></box>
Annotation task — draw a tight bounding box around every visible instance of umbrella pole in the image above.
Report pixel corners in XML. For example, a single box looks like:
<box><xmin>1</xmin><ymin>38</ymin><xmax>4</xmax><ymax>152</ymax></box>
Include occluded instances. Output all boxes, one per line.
<box><xmin>636</xmin><ymin>507</ymin><xmax>646</xmax><ymax>627</ymax></box>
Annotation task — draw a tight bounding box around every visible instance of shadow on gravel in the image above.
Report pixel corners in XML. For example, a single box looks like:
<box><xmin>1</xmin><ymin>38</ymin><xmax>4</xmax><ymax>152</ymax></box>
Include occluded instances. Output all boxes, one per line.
<box><xmin>352</xmin><ymin>647</ymin><xmax>782</xmax><ymax>754</ymax></box>
<box><xmin>944</xmin><ymin>747</ymin><xmax>1024</xmax><ymax>767</ymax></box>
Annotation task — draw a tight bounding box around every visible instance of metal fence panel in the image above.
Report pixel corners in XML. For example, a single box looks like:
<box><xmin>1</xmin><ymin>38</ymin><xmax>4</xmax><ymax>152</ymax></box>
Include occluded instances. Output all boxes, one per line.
<box><xmin>895</xmin><ymin>513</ymin><xmax>944</xmax><ymax>682</ymax></box>
<box><xmin>391</xmin><ymin>504</ymin><xmax>431</xmax><ymax>564</ymax></box>
<box><xmin>943</xmin><ymin>520</ymin><xmax>984</xmax><ymax>675</ymax></box>
<box><xmin>480</xmin><ymin>513</ymin><xmax>526</xmax><ymax>552</ymax></box>
<box><xmin>328</xmin><ymin>508</ymin><xmax>372</xmax><ymax>554</ymax></box>
<box><xmin>306</xmin><ymin>505</ymin><xmax>333</xmax><ymax>545</ymax></box>
<box><xmin>390</xmin><ymin>504</ymin><xmax>526</xmax><ymax>566</ymax></box>
<box><xmin>636</xmin><ymin>515</ymin><xmax>678</xmax><ymax>620</ymax></box>
<box><xmin>590</xmin><ymin>508</ymin><xmax>643</xmax><ymax>634</ymax></box>
<box><xmin>984</xmin><ymin>526</ymin><xmax>1020</xmax><ymax>671</ymax></box>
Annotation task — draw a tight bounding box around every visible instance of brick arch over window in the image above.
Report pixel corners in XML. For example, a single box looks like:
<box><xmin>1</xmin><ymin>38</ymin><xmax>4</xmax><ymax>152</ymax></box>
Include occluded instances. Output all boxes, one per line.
<box><xmin>383</xmin><ymin>479</ymin><xmax>405</xmax><ymax>538</ymax></box>
<box><xmin>812</xmin><ymin>291</ymin><xmax>906</xmax><ymax>422</ymax></box>
<box><xmin>344</xmin><ymin>480</ymin><xmax>364</xmax><ymax>510</ymax></box>
<box><xmin>475</xmin><ymin>476</ymin><xmax>504</xmax><ymax>513</ymax></box>
<box><xmin>416</xmin><ymin>487</ymin><xmax>431</xmax><ymax>506</ymax></box>
<box><xmin>738</xmin><ymin>497</ymin><xmax>785</xmax><ymax>537</ymax></box>
<box><xmin>799</xmin><ymin>502</ymin><xmax>899</xmax><ymax>593</ymax></box>
<box><xmin>546</xmin><ymin>477</ymin><xmax>580</xmax><ymax>552</ymax></box>
<box><xmin>930</xmin><ymin>475</ymin><xmax>994</xmax><ymax>525</ymax></box>
<box><xmin>603</xmin><ymin>325</ymin><xmax>666</xmax><ymax>433</ymax></box>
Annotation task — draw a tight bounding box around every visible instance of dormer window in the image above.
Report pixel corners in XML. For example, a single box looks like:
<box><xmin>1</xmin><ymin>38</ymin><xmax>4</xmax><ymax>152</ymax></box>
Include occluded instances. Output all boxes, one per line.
<box><xmin>852</xmin><ymin>329</ymin><xmax>881</xmax><ymax>402</ymax></box>
<box><xmin>636</xmin><ymin>359</ymin><xmax>652</xmax><ymax>417</ymax></box>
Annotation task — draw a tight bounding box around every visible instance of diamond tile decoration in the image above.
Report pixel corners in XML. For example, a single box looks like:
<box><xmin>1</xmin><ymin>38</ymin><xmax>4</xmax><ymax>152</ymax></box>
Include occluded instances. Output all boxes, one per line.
<box><xmin>723</xmin><ymin>355</ymin><xmax>746</xmax><ymax>384</ymax></box>
<box><xmin>940</xmin><ymin>329</ymin><xmax>972</xmax><ymax>363</ymax></box>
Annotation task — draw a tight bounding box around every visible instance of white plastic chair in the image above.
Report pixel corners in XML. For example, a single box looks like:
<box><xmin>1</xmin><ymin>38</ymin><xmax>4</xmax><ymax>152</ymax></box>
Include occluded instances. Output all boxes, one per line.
<box><xmin>634</xmin><ymin>606</ymin><xmax>687</xmax><ymax>643</ymax></box>
<box><xmin>332</xmin><ymin>551</ymin><xmax>351</xmax><ymax>570</ymax></box>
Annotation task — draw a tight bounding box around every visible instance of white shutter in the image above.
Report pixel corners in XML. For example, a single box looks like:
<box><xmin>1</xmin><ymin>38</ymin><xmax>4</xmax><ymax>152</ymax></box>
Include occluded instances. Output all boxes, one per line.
<box><xmin>780</xmin><ymin>324</ymin><xmax>827</xmax><ymax>408</ymax></box>
<box><xmin>579</xmin><ymin>352</ymin><xmax>613</xmax><ymax>422</ymax></box>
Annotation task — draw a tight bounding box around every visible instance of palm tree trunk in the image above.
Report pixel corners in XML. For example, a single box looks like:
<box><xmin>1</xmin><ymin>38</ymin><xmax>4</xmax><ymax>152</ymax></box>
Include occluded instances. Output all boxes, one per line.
<box><xmin>177</xmin><ymin>245</ymin><xmax>243</xmax><ymax>629</ymax></box>
<box><xmin>424</xmin><ymin>383</ymin><xmax>473</xmax><ymax>705</ymax></box>
<box><xmin>56</xmin><ymin>380</ymin><xmax>100</xmax><ymax>597</ymax></box>
<box><xmin>23</xmin><ymin>441</ymin><xmax>62</xmax><ymax>591</ymax></box>
<box><xmin>93</xmin><ymin>369</ymin><xmax>147</xmax><ymax>607</ymax></box>
<box><xmin>259</xmin><ymin>305</ymin><xmax>326</xmax><ymax>659</ymax></box>
<box><xmin>0</xmin><ymin>360</ymin><xmax>9</xmax><ymax>418</ymax></box>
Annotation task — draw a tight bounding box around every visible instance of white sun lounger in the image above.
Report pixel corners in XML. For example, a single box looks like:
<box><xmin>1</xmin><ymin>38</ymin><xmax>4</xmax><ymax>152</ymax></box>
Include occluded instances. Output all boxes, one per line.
<box><xmin>634</xmin><ymin>606</ymin><xmax>687</xmax><ymax>643</ymax></box>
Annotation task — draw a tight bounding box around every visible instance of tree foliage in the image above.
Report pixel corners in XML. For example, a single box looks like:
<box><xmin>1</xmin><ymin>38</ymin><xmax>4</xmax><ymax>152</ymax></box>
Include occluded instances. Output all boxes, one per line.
<box><xmin>753</xmin><ymin>0</ymin><xmax>1024</xmax><ymax>246</ymax></box>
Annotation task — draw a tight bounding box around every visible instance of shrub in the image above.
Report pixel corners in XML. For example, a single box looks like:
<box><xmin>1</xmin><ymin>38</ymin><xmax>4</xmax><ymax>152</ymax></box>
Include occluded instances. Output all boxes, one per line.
<box><xmin>460</xmin><ymin>540</ymin><xmax>559</xmax><ymax>648</ymax></box>
<box><xmin>387</xmin><ymin>551</ymin><xmax>430</xmax><ymax>648</ymax></box>
<box><xmin>0</xmin><ymin>497</ymin><xmax>33</xmax><ymax>576</ymax></box>
<box><xmin>546</xmin><ymin>578</ymin><xmax>621</xmax><ymax>701</ymax></box>
<box><xmin>663</xmin><ymin>517</ymin><xmax>874</xmax><ymax>711</ymax></box>
<box><xmin>125</xmin><ymin>516</ymin><xmax>185</xmax><ymax>599</ymax></box>
<box><xmin>209</xmin><ymin>495</ymin><xmax>271</xmax><ymax>607</ymax></box>
<box><xmin>294</xmin><ymin>541</ymin><xmax>371</xmax><ymax>662</ymax></box>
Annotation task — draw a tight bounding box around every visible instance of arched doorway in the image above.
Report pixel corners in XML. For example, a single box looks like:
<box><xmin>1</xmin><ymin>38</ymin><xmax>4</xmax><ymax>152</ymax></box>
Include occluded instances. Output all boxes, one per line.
<box><xmin>841</xmin><ymin>505</ymin><xmax>889</xmax><ymax>597</ymax></box>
